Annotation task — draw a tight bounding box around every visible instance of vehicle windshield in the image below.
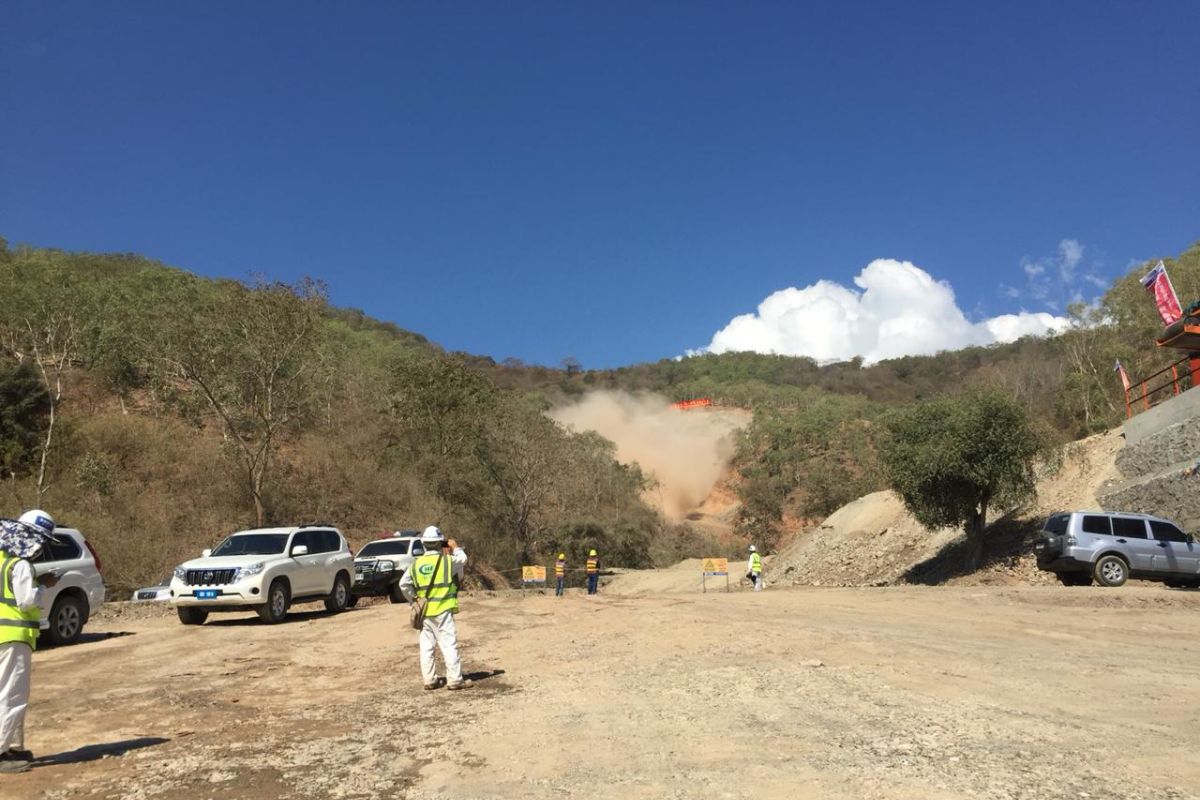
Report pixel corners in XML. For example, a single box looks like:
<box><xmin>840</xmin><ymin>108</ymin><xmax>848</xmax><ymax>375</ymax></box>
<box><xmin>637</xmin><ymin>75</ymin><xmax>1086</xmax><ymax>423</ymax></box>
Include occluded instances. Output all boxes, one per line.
<box><xmin>210</xmin><ymin>533</ymin><xmax>289</xmax><ymax>556</ymax></box>
<box><xmin>358</xmin><ymin>540</ymin><xmax>411</xmax><ymax>558</ymax></box>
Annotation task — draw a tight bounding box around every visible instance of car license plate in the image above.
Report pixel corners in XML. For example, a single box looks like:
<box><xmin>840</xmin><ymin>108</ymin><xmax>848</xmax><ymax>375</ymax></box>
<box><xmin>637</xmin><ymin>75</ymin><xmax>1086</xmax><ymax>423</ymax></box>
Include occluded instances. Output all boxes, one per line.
<box><xmin>195</xmin><ymin>589</ymin><xmax>219</xmax><ymax>599</ymax></box>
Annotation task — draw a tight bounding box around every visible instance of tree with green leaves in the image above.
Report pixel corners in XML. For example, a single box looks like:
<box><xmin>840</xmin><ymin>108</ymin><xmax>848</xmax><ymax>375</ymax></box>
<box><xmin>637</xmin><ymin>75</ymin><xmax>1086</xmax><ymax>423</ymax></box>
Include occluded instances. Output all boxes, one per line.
<box><xmin>880</xmin><ymin>388</ymin><xmax>1041</xmax><ymax>569</ymax></box>
<box><xmin>0</xmin><ymin>360</ymin><xmax>51</xmax><ymax>487</ymax></box>
<box><xmin>158</xmin><ymin>277</ymin><xmax>328</xmax><ymax>526</ymax></box>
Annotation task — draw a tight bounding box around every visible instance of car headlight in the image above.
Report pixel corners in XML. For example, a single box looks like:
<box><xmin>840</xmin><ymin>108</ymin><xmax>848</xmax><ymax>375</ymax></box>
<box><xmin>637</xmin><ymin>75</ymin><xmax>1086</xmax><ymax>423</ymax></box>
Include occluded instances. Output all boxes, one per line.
<box><xmin>234</xmin><ymin>562</ymin><xmax>265</xmax><ymax>582</ymax></box>
<box><xmin>376</xmin><ymin>560</ymin><xmax>396</xmax><ymax>572</ymax></box>
<box><xmin>173</xmin><ymin>565</ymin><xmax>187</xmax><ymax>581</ymax></box>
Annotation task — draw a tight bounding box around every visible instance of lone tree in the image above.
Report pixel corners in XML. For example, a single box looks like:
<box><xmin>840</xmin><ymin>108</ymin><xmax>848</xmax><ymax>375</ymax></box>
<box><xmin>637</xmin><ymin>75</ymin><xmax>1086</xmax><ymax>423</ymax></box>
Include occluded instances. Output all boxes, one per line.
<box><xmin>880</xmin><ymin>388</ymin><xmax>1041</xmax><ymax>569</ymax></box>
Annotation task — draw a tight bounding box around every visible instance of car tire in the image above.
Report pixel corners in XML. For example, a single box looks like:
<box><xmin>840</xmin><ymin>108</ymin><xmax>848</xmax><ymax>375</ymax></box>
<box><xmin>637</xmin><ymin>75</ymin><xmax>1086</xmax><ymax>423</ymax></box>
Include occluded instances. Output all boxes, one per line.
<box><xmin>177</xmin><ymin>607</ymin><xmax>209</xmax><ymax>626</ymax></box>
<box><xmin>1094</xmin><ymin>555</ymin><xmax>1129</xmax><ymax>588</ymax></box>
<box><xmin>389</xmin><ymin>582</ymin><xmax>406</xmax><ymax>604</ymax></box>
<box><xmin>45</xmin><ymin>594</ymin><xmax>86</xmax><ymax>645</ymax></box>
<box><xmin>257</xmin><ymin>579</ymin><xmax>291</xmax><ymax>624</ymax></box>
<box><xmin>324</xmin><ymin>573</ymin><xmax>351</xmax><ymax>613</ymax></box>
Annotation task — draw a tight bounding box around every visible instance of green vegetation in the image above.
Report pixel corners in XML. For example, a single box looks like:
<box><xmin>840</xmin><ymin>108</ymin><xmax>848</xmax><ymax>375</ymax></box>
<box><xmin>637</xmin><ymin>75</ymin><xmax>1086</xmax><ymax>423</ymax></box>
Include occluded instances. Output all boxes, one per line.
<box><xmin>1</xmin><ymin>233</ymin><xmax>1196</xmax><ymax>589</ymax></box>
<box><xmin>880</xmin><ymin>389</ymin><xmax>1042</xmax><ymax>567</ymax></box>
<box><xmin>0</xmin><ymin>240</ymin><xmax>660</xmax><ymax>593</ymax></box>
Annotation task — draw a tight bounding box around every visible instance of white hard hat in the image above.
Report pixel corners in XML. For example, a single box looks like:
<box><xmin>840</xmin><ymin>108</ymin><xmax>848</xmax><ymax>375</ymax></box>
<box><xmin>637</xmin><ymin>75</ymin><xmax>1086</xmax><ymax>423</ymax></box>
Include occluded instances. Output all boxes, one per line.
<box><xmin>18</xmin><ymin>509</ymin><xmax>55</xmax><ymax>536</ymax></box>
<box><xmin>748</xmin><ymin>544</ymin><xmax>757</xmax><ymax>552</ymax></box>
<box><xmin>420</xmin><ymin>525</ymin><xmax>444</xmax><ymax>545</ymax></box>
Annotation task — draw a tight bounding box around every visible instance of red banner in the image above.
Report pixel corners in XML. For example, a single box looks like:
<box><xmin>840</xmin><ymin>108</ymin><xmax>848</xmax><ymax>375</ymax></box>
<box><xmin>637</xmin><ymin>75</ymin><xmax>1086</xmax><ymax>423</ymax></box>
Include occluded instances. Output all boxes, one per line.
<box><xmin>1140</xmin><ymin>261</ymin><xmax>1183</xmax><ymax>326</ymax></box>
<box><xmin>671</xmin><ymin>398</ymin><xmax>713</xmax><ymax>410</ymax></box>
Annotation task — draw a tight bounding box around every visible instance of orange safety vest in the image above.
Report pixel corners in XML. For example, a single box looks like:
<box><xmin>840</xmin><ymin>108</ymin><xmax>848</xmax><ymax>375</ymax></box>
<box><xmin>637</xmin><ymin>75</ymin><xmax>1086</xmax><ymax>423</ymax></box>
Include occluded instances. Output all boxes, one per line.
<box><xmin>555</xmin><ymin>560</ymin><xmax>565</xmax><ymax>578</ymax></box>
<box><xmin>586</xmin><ymin>557</ymin><xmax>599</xmax><ymax>575</ymax></box>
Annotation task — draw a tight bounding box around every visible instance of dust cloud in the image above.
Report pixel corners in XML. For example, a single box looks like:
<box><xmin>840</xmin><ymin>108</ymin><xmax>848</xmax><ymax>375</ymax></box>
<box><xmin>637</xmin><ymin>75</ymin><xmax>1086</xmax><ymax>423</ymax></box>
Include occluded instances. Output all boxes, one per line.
<box><xmin>548</xmin><ymin>391</ymin><xmax>750</xmax><ymax>520</ymax></box>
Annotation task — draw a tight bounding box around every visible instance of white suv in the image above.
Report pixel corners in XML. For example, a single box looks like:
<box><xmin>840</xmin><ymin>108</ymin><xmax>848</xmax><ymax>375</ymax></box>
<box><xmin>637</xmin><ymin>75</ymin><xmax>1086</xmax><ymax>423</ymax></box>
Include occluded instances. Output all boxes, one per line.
<box><xmin>31</xmin><ymin>528</ymin><xmax>106</xmax><ymax>645</ymax></box>
<box><xmin>171</xmin><ymin>525</ymin><xmax>354</xmax><ymax>625</ymax></box>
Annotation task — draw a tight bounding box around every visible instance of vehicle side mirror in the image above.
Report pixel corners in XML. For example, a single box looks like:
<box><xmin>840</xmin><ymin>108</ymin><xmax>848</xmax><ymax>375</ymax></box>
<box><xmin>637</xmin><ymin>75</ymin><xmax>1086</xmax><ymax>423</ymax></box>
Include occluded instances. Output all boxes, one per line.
<box><xmin>291</xmin><ymin>545</ymin><xmax>309</xmax><ymax>557</ymax></box>
<box><xmin>202</xmin><ymin>549</ymin><xmax>212</xmax><ymax>558</ymax></box>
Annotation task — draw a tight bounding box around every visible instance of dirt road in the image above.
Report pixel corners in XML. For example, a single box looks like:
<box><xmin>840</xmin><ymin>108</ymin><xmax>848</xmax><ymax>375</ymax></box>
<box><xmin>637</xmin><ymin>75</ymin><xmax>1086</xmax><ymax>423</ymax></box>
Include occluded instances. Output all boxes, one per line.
<box><xmin>10</xmin><ymin>583</ymin><xmax>1200</xmax><ymax>800</ymax></box>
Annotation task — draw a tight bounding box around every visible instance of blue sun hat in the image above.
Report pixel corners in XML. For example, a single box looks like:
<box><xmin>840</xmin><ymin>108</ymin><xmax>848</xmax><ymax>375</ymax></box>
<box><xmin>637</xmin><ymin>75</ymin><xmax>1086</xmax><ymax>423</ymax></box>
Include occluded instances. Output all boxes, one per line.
<box><xmin>0</xmin><ymin>509</ymin><xmax>56</xmax><ymax>558</ymax></box>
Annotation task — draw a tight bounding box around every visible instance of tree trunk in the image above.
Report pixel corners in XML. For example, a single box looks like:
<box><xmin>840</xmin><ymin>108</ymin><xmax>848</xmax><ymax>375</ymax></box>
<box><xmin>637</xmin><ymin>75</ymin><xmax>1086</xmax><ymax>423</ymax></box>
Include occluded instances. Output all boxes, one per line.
<box><xmin>966</xmin><ymin>498</ymin><xmax>991</xmax><ymax>570</ymax></box>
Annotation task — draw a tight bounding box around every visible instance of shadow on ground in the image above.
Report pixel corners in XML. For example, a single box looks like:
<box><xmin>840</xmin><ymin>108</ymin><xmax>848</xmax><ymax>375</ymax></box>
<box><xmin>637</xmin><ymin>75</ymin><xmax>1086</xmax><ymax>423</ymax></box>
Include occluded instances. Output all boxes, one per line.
<box><xmin>902</xmin><ymin>515</ymin><xmax>1043</xmax><ymax>585</ymax></box>
<box><xmin>34</xmin><ymin>737</ymin><xmax>170</xmax><ymax>767</ymax></box>
<box><xmin>42</xmin><ymin>631</ymin><xmax>135</xmax><ymax>650</ymax></box>
<box><xmin>205</xmin><ymin>609</ymin><xmax>333</xmax><ymax>626</ymax></box>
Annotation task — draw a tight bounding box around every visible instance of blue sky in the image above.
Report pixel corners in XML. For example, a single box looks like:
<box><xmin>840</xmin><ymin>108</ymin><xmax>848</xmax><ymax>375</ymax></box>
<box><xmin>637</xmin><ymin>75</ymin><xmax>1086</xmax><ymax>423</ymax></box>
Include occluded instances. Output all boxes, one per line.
<box><xmin>2</xmin><ymin>2</ymin><xmax>1198</xmax><ymax>368</ymax></box>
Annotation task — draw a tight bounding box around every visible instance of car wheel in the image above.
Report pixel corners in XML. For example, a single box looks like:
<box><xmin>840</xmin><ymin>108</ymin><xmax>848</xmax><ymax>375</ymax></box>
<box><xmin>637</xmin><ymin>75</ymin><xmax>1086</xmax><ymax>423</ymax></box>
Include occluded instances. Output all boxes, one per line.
<box><xmin>46</xmin><ymin>595</ymin><xmax>86</xmax><ymax>645</ymax></box>
<box><xmin>257</xmin><ymin>579</ymin><xmax>291</xmax><ymax>624</ymax></box>
<box><xmin>389</xmin><ymin>582</ymin><xmax>406</xmax><ymax>604</ymax></box>
<box><xmin>1094</xmin><ymin>555</ymin><xmax>1129</xmax><ymax>588</ymax></box>
<box><xmin>177</xmin><ymin>607</ymin><xmax>209</xmax><ymax>626</ymax></box>
<box><xmin>324</xmin><ymin>573</ymin><xmax>351</xmax><ymax>613</ymax></box>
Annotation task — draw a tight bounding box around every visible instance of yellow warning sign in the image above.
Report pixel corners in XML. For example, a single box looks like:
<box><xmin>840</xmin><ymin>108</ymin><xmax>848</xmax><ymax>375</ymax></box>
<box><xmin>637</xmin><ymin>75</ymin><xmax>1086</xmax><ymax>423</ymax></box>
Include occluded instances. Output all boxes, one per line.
<box><xmin>701</xmin><ymin>558</ymin><xmax>728</xmax><ymax>576</ymax></box>
<box><xmin>521</xmin><ymin>566</ymin><xmax>547</xmax><ymax>583</ymax></box>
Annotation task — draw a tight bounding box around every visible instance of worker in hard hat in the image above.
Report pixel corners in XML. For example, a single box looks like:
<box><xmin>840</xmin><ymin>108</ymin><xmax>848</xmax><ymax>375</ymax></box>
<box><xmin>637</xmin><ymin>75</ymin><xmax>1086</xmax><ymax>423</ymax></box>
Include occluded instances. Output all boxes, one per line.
<box><xmin>554</xmin><ymin>553</ymin><xmax>566</xmax><ymax>597</ymax></box>
<box><xmin>0</xmin><ymin>510</ymin><xmax>59</xmax><ymax>773</ymax></box>
<box><xmin>585</xmin><ymin>549</ymin><xmax>601</xmax><ymax>595</ymax></box>
<box><xmin>399</xmin><ymin>526</ymin><xmax>470</xmax><ymax>690</ymax></box>
<box><xmin>747</xmin><ymin>544</ymin><xmax>763</xmax><ymax>591</ymax></box>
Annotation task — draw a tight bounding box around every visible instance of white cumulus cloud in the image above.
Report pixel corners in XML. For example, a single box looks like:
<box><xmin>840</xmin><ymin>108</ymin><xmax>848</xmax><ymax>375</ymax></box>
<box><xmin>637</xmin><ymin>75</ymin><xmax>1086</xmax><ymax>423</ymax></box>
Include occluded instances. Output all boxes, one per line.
<box><xmin>700</xmin><ymin>259</ymin><xmax>1069</xmax><ymax>365</ymax></box>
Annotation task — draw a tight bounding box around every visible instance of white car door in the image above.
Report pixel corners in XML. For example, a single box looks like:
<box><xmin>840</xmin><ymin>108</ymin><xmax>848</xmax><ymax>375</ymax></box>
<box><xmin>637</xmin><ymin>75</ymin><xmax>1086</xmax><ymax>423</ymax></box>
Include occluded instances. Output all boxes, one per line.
<box><xmin>288</xmin><ymin>531</ymin><xmax>323</xmax><ymax>595</ymax></box>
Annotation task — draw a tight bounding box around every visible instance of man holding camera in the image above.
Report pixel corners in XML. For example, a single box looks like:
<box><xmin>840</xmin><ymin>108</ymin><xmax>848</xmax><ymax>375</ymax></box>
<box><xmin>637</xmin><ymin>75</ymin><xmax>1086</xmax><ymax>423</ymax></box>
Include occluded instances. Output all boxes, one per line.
<box><xmin>399</xmin><ymin>526</ymin><xmax>470</xmax><ymax>691</ymax></box>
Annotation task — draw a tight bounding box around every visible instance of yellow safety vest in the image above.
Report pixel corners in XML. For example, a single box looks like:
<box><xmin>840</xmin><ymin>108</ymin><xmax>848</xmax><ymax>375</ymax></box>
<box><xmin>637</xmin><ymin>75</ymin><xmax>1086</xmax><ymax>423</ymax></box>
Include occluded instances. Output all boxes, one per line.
<box><xmin>411</xmin><ymin>553</ymin><xmax>459</xmax><ymax>617</ymax></box>
<box><xmin>750</xmin><ymin>553</ymin><xmax>762</xmax><ymax>575</ymax></box>
<box><xmin>0</xmin><ymin>551</ymin><xmax>40</xmax><ymax>650</ymax></box>
<box><xmin>586</xmin><ymin>557</ymin><xmax>599</xmax><ymax>575</ymax></box>
<box><xmin>555</xmin><ymin>560</ymin><xmax>565</xmax><ymax>578</ymax></box>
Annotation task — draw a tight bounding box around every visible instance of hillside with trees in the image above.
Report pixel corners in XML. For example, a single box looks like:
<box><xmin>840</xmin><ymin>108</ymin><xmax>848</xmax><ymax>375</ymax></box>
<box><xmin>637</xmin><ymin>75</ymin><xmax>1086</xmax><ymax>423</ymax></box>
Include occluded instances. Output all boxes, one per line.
<box><xmin>1</xmin><ymin>234</ymin><xmax>1196</xmax><ymax>591</ymax></box>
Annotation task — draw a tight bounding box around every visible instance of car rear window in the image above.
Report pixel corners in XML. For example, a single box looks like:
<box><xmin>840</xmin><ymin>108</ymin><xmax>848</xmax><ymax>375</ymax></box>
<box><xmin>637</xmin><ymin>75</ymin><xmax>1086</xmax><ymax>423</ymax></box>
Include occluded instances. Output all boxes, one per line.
<box><xmin>1043</xmin><ymin>514</ymin><xmax>1070</xmax><ymax>535</ymax></box>
<box><xmin>1150</xmin><ymin>520</ymin><xmax>1188</xmax><ymax>543</ymax></box>
<box><xmin>1111</xmin><ymin>518</ymin><xmax>1148</xmax><ymax>538</ymax></box>
<box><xmin>1081</xmin><ymin>515</ymin><xmax>1112</xmax><ymax>535</ymax></box>
<box><xmin>39</xmin><ymin>536</ymin><xmax>82</xmax><ymax>563</ymax></box>
<box><xmin>358</xmin><ymin>540</ymin><xmax>412</xmax><ymax>557</ymax></box>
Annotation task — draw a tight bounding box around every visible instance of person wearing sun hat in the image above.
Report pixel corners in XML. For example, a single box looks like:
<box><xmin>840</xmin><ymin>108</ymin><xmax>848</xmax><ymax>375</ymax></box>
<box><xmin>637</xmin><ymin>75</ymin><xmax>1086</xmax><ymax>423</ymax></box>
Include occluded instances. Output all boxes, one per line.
<box><xmin>0</xmin><ymin>510</ymin><xmax>60</xmax><ymax>773</ymax></box>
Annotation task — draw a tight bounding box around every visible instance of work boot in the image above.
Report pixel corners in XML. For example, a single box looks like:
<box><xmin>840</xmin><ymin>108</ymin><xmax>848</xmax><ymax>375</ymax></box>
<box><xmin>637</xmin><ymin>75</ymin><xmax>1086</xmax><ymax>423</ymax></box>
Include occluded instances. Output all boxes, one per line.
<box><xmin>423</xmin><ymin>677</ymin><xmax>445</xmax><ymax>690</ymax></box>
<box><xmin>7</xmin><ymin>749</ymin><xmax>32</xmax><ymax>762</ymax></box>
<box><xmin>0</xmin><ymin>752</ymin><xmax>30</xmax><ymax>773</ymax></box>
<box><xmin>446</xmin><ymin>679</ymin><xmax>472</xmax><ymax>691</ymax></box>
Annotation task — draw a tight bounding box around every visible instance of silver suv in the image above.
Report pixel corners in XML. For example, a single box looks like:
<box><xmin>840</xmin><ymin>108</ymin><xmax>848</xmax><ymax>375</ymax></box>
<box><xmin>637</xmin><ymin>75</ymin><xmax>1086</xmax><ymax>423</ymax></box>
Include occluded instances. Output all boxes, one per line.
<box><xmin>1035</xmin><ymin>511</ymin><xmax>1199</xmax><ymax>588</ymax></box>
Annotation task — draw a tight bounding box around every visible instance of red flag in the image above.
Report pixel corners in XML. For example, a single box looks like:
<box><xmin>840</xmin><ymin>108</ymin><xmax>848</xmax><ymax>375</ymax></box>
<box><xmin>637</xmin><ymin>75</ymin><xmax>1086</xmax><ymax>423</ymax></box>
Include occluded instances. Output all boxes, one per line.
<box><xmin>1114</xmin><ymin>360</ymin><xmax>1131</xmax><ymax>392</ymax></box>
<box><xmin>1140</xmin><ymin>261</ymin><xmax>1183</xmax><ymax>326</ymax></box>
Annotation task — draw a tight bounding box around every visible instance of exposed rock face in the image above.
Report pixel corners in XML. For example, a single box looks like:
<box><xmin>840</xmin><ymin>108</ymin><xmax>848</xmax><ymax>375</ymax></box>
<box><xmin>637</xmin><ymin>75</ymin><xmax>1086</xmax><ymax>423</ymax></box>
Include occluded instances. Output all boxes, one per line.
<box><xmin>1100</xmin><ymin>390</ymin><xmax>1200</xmax><ymax>532</ymax></box>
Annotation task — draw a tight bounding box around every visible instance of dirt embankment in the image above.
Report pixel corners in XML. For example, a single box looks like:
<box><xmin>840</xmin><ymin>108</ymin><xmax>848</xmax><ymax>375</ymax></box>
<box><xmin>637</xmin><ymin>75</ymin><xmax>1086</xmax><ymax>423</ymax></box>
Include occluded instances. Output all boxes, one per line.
<box><xmin>12</xmin><ymin>585</ymin><xmax>1200</xmax><ymax>800</ymax></box>
<box><xmin>765</xmin><ymin>428</ymin><xmax>1125</xmax><ymax>588</ymax></box>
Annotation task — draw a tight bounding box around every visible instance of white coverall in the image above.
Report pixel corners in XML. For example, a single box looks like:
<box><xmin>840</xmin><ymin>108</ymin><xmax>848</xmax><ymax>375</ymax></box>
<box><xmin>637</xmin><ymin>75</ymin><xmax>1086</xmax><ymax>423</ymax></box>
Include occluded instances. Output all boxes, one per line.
<box><xmin>1</xmin><ymin>559</ymin><xmax>42</xmax><ymax>754</ymax></box>
<box><xmin>399</xmin><ymin>547</ymin><xmax>467</xmax><ymax>686</ymax></box>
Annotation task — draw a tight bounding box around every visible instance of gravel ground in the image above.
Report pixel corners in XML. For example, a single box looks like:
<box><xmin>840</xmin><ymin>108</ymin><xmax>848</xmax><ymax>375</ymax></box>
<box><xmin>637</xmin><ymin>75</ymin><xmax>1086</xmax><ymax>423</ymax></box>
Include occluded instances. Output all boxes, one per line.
<box><xmin>8</xmin><ymin>582</ymin><xmax>1200</xmax><ymax>800</ymax></box>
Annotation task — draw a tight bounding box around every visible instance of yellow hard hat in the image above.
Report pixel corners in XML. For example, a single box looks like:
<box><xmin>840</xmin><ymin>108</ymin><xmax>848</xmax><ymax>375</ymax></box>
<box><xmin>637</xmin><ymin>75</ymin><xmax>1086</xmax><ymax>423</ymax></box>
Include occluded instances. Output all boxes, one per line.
<box><xmin>589</xmin><ymin>549</ymin><xmax>597</xmax><ymax>556</ymax></box>
<box><xmin>558</xmin><ymin>553</ymin><xmax>565</xmax><ymax>559</ymax></box>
